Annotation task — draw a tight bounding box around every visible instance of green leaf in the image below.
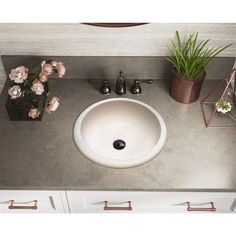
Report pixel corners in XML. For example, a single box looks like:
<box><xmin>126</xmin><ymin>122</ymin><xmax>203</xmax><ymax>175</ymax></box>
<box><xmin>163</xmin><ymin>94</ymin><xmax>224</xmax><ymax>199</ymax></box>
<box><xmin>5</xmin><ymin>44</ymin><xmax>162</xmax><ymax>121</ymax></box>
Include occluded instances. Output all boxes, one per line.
<box><xmin>176</xmin><ymin>31</ymin><xmax>181</xmax><ymax>48</ymax></box>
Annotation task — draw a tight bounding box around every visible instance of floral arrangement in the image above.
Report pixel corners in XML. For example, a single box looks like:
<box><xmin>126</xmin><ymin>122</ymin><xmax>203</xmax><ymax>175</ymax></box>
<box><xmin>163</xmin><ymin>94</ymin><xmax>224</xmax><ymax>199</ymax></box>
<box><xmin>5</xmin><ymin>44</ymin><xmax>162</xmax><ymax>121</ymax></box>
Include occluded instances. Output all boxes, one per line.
<box><xmin>7</xmin><ymin>60</ymin><xmax>65</xmax><ymax>120</ymax></box>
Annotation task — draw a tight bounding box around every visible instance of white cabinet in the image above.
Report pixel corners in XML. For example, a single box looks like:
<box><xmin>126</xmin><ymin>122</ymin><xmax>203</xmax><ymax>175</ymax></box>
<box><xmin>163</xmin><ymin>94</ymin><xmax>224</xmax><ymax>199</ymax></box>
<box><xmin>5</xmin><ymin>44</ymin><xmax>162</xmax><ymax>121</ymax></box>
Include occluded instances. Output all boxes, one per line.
<box><xmin>1</xmin><ymin>190</ymin><xmax>235</xmax><ymax>213</ymax></box>
<box><xmin>66</xmin><ymin>191</ymin><xmax>236</xmax><ymax>213</ymax></box>
<box><xmin>0</xmin><ymin>190</ymin><xmax>69</xmax><ymax>213</ymax></box>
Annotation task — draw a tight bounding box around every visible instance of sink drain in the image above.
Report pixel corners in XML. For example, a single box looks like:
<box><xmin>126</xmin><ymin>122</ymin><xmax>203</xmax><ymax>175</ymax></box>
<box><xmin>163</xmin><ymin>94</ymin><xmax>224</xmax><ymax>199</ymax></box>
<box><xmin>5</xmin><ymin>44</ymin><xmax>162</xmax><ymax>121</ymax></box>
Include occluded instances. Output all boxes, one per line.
<box><xmin>113</xmin><ymin>139</ymin><xmax>126</xmax><ymax>150</ymax></box>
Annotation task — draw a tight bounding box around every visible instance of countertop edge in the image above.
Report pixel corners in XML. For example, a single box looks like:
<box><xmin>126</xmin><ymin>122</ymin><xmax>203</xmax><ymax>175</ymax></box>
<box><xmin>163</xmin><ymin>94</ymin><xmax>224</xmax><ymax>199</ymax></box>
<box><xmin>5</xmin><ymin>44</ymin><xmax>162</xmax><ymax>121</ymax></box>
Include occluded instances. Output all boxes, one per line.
<box><xmin>0</xmin><ymin>187</ymin><xmax>236</xmax><ymax>192</ymax></box>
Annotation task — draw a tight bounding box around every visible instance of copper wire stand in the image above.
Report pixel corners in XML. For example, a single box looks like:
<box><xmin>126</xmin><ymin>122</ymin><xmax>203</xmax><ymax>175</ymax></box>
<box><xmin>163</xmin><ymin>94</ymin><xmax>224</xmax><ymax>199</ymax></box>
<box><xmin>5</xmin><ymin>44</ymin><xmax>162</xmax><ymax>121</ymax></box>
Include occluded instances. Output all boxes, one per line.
<box><xmin>200</xmin><ymin>69</ymin><xmax>236</xmax><ymax>128</ymax></box>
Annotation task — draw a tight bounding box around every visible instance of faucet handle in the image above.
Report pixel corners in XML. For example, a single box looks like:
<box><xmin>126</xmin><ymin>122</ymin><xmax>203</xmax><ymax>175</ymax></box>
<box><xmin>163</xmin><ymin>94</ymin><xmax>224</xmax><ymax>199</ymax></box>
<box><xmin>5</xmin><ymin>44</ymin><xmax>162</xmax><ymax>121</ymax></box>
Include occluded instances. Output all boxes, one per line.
<box><xmin>100</xmin><ymin>80</ymin><xmax>111</xmax><ymax>95</ymax></box>
<box><xmin>88</xmin><ymin>79</ymin><xmax>111</xmax><ymax>95</ymax></box>
<box><xmin>130</xmin><ymin>80</ymin><xmax>142</xmax><ymax>95</ymax></box>
<box><xmin>130</xmin><ymin>79</ymin><xmax>154</xmax><ymax>95</ymax></box>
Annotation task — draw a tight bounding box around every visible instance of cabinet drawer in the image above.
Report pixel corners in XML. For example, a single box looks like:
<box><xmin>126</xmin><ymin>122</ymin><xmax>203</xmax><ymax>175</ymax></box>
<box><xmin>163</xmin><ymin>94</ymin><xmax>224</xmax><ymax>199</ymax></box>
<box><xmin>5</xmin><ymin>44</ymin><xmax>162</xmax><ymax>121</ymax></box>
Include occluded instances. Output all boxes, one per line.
<box><xmin>67</xmin><ymin>191</ymin><xmax>236</xmax><ymax>213</ymax></box>
<box><xmin>172</xmin><ymin>193</ymin><xmax>236</xmax><ymax>213</ymax></box>
<box><xmin>0</xmin><ymin>190</ymin><xmax>68</xmax><ymax>213</ymax></box>
<box><xmin>68</xmin><ymin>191</ymin><xmax>141</xmax><ymax>213</ymax></box>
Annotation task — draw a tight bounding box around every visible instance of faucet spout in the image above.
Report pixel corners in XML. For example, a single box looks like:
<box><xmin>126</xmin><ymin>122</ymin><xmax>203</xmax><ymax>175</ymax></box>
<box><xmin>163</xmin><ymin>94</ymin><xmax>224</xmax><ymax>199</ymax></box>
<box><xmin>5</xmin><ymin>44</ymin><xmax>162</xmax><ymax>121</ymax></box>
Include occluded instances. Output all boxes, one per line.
<box><xmin>115</xmin><ymin>71</ymin><xmax>126</xmax><ymax>95</ymax></box>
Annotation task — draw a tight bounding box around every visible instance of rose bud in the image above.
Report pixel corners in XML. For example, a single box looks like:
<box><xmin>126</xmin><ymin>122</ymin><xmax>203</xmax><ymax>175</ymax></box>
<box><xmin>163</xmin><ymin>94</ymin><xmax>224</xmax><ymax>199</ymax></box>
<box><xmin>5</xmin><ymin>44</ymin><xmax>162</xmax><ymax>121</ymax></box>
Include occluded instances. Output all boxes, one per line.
<box><xmin>28</xmin><ymin>108</ymin><xmax>40</xmax><ymax>119</ymax></box>
<box><xmin>56</xmin><ymin>62</ymin><xmax>66</xmax><ymax>78</ymax></box>
<box><xmin>38</xmin><ymin>73</ymin><xmax>48</xmax><ymax>83</ymax></box>
<box><xmin>41</xmin><ymin>61</ymin><xmax>46</xmax><ymax>67</ymax></box>
<box><xmin>41</xmin><ymin>62</ymin><xmax>53</xmax><ymax>76</ymax></box>
<box><xmin>51</xmin><ymin>61</ymin><xmax>58</xmax><ymax>67</ymax></box>
<box><xmin>47</xmin><ymin>97</ymin><xmax>60</xmax><ymax>114</ymax></box>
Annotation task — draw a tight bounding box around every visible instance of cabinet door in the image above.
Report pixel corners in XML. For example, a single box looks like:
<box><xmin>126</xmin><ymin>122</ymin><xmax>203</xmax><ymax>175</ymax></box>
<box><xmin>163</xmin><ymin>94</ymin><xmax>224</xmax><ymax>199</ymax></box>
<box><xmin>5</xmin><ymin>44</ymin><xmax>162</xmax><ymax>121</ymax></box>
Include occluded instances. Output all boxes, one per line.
<box><xmin>66</xmin><ymin>191</ymin><xmax>236</xmax><ymax>213</ymax></box>
<box><xmin>67</xmin><ymin>191</ymin><xmax>137</xmax><ymax>213</ymax></box>
<box><xmin>0</xmin><ymin>191</ymin><xmax>69</xmax><ymax>213</ymax></box>
<box><xmin>171</xmin><ymin>192</ymin><xmax>236</xmax><ymax>213</ymax></box>
<box><xmin>66</xmin><ymin>191</ymin><xmax>184</xmax><ymax>213</ymax></box>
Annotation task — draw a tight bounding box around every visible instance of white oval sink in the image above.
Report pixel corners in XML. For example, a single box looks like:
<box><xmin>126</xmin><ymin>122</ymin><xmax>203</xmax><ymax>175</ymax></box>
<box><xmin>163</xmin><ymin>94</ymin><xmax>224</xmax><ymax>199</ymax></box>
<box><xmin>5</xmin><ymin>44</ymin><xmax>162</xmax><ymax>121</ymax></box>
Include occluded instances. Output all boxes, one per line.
<box><xmin>74</xmin><ymin>98</ymin><xmax>167</xmax><ymax>168</ymax></box>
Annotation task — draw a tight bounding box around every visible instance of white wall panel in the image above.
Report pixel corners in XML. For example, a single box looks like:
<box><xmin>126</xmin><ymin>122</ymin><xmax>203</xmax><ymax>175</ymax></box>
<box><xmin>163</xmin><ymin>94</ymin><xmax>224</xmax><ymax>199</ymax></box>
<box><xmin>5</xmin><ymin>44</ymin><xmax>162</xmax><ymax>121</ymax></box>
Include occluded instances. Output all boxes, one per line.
<box><xmin>0</xmin><ymin>23</ymin><xmax>235</xmax><ymax>92</ymax></box>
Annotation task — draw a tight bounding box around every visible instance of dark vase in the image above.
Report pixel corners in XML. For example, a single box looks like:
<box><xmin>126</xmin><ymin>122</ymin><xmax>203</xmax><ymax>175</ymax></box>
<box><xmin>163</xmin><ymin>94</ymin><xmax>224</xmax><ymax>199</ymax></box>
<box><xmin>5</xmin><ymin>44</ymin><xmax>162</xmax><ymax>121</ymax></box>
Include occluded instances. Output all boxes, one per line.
<box><xmin>170</xmin><ymin>69</ymin><xmax>206</xmax><ymax>104</ymax></box>
<box><xmin>5</xmin><ymin>85</ymin><xmax>48</xmax><ymax>121</ymax></box>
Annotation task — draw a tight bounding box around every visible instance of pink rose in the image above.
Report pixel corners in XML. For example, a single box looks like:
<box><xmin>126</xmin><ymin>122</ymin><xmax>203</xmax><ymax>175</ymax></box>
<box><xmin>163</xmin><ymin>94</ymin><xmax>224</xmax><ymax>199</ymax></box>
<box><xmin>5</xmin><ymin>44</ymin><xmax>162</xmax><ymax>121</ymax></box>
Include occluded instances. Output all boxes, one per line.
<box><xmin>47</xmin><ymin>97</ymin><xmax>59</xmax><ymax>113</ymax></box>
<box><xmin>41</xmin><ymin>61</ymin><xmax>53</xmax><ymax>76</ymax></box>
<box><xmin>31</xmin><ymin>79</ymin><xmax>44</xmax><ymax>95</ymax></box>
<box><xmin>9</xmin><ymin>66</ymin><xmax>28</xmax><ymax>84</ymax></box>
<box><xmin>28</xmin><ymin>108</ymin><xmax>40</xmax><ymax>119</ymax></box>
<box><xmin>38</xmin><ymin>73</ymin><xmax>48</xmax><ymax>83</ymax></box>
<box><xmin>56</xmin><ymin>62</ymin><xmax>66</xmax><ymax>78</ymax></box>
<box><xmin>8</xmin><ymin>85</ymin><xmax>22</xmax><ymax>99</ymax></box>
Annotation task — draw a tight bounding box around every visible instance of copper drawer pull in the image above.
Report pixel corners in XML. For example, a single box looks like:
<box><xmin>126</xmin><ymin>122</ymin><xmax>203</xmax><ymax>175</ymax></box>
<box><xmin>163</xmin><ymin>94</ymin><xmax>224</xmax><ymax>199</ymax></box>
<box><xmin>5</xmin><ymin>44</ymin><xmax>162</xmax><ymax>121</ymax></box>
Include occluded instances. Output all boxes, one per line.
<box><xmin>8</xmin><ymin>200</ymin><xmax>38</xmax><ymax>210</ymax></box>
<box><xmin>104</xmin><ymin>201</ymin><xmax>132</xmax><ymax>211</ymax></box>
<box><xmin>187</xmin><ymin>202</ymin><xmax>216</xmax><ymax>212</ymax></box>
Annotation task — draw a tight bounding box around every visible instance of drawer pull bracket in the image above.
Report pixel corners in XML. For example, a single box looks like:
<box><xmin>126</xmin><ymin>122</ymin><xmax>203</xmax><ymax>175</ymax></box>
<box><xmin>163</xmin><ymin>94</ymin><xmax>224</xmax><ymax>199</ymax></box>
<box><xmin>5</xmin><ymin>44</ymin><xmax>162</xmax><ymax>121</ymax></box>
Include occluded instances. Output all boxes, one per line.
<box><xmin>8</xmin><ymin>200</ymin><xmax>38</xmax><ymax>210</ymax></box>
<box><xmin>187</xmin><ymin>201</ymin><xmax>216</xmax><ymax>212</ymax></box>
<box><xmin>104</xmin><ymin>201</ymin><xmax>132</xmax><ymax>211</ymax></box>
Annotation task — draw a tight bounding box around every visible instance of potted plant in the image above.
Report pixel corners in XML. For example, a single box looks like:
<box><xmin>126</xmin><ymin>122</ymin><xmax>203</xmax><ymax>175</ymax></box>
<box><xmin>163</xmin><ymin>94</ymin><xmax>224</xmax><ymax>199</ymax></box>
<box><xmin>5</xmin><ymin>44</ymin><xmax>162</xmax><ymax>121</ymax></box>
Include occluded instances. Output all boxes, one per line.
<box><xmin>215</xmin><ymin>100</ymin><xmax>232</xmax><ymax>114</ymax></box>
<box><xmin>166</xmin><ymin>31</ymin><xmax>231</xmax><ymax>103</ymax></box>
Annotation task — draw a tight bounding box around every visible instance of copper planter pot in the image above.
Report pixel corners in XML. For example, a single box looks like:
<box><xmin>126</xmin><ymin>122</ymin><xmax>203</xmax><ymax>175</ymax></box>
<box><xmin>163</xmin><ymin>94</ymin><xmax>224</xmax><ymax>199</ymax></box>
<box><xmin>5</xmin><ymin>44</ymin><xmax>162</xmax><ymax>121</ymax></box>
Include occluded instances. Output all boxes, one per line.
<box><xmin>170</xmin><ymin>70</ymin><xmax>205</xmax><ymax>104</ymax></box>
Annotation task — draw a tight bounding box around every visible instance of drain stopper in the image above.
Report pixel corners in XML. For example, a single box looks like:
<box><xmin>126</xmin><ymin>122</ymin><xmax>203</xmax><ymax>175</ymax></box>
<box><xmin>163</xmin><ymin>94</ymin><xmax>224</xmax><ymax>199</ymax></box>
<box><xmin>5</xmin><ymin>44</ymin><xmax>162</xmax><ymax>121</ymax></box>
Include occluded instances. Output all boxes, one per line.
<box><xmin>113</xmin><ymin>139</ymin><xmax>126</xmax><ymax>150</ymax></box>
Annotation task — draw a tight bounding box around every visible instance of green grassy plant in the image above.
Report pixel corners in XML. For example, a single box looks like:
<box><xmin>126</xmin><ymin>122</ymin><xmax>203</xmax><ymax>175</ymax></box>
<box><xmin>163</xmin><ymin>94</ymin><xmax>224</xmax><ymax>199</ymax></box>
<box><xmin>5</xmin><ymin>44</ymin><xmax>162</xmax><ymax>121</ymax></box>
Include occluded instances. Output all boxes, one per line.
<box><xmin>166</xmin><ymin>31</ymin><xmax>231</xmax><ymax>80</ymax></box>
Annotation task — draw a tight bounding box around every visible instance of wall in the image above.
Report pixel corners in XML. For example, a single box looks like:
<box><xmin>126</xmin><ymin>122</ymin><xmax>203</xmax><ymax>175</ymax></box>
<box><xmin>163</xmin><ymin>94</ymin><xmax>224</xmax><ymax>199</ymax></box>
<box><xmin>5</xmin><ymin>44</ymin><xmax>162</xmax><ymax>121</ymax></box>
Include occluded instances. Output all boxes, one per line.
<box><xmin>1</xmin><ymin>55</ymin><xmax>235</xmax><ymax>83</ymax></box>
<box><xmin>0</xmin><ymin>23</ymin><xmax>236</xmax><ymax>91</ymax></box>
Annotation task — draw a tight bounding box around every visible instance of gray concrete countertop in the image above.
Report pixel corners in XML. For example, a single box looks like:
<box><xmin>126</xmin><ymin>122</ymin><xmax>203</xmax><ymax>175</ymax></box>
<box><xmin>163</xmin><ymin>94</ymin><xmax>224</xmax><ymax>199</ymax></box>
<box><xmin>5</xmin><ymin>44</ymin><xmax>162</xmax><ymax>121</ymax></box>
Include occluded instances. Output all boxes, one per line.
<box><xmin>0</xmin><ymin>79</ymin><xmax>236</xmax><ymax>191</ymax></box>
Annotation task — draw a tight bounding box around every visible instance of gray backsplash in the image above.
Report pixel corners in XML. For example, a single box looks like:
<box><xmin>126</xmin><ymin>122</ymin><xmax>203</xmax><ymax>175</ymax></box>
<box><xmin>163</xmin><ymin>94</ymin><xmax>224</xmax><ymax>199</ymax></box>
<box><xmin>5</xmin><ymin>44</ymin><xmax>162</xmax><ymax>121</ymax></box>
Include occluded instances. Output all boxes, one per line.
<box><xmin>1</xmin><ymin>55</ymin><xmax>235</xmax><ymax>81</ymax></box>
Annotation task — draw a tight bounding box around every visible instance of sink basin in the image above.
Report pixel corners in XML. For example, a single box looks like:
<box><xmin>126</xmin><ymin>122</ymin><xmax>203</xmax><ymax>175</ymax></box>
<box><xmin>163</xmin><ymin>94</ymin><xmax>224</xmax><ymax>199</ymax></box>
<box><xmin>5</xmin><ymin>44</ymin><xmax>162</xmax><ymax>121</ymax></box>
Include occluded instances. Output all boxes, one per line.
<box><xmin>73</xmin><ymin>98</ymin><xmax>167</xmax><ymax>168</ymax></box>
